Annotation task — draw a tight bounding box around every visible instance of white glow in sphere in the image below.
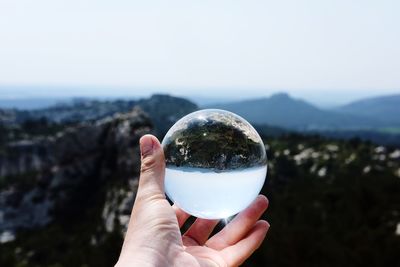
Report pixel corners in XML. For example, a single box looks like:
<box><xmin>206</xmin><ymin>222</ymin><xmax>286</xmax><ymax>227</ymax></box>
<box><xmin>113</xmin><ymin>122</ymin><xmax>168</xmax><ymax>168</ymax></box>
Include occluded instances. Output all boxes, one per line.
<box><xmin>162</xmin><ymin>109</ymin><xmax>267</xmax><ymax>219</ymax></box>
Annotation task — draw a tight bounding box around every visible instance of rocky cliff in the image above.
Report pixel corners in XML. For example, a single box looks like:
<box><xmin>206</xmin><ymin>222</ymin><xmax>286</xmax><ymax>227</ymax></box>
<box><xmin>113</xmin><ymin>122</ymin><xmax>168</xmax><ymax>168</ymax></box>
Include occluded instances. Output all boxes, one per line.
<box><xmin>0</xmin><ymin>96</ymin><xmax>199</xmax><ymax>266</ymax></box>
<box><xmin>0</xmin><ymin>107</ymin><xmax>152</xmax><ymax>240</ymax></box>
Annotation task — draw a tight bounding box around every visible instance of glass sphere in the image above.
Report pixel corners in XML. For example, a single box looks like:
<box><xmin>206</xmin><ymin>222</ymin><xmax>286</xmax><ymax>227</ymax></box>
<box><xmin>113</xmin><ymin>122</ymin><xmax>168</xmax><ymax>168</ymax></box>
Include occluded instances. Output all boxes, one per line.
<box><xmin>161</xmin><ymin>109</ymin><xmax>267</xmax><ymax>219</ymax></box>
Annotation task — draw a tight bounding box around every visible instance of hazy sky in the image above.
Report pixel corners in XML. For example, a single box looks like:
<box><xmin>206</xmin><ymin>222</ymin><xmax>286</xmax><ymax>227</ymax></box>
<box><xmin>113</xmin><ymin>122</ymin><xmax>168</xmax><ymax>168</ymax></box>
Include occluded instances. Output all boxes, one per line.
<box><xmin>0</xmin><ymin>0</ymin><xmax>399</xmax><ymax>105</ymax></box>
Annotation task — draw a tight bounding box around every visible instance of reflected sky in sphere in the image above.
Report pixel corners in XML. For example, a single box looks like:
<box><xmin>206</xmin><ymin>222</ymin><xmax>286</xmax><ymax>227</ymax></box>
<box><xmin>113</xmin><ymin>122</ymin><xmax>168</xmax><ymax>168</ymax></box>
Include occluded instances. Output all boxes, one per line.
<box><xmin>162</xmin><ymin>109</ymin><xmax>267</xmax><ymax>219</ymax></box>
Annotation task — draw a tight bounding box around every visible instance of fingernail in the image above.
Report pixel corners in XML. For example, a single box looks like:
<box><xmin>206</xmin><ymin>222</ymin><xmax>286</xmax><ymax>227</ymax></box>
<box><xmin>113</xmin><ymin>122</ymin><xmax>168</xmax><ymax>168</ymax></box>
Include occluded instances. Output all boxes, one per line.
<box><xmin>140</xmin><ymin>135</ymin><xmax>154</xmax><ymax>157</ymax></box>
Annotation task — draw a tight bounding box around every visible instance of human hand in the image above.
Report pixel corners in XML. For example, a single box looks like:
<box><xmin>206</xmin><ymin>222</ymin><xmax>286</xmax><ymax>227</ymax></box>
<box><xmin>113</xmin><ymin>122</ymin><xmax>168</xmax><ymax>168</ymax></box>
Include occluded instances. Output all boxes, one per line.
<box><xmin>115</xmin><ymin>134</ymin><xmax>270</xmax><ymax>267</ymax></box>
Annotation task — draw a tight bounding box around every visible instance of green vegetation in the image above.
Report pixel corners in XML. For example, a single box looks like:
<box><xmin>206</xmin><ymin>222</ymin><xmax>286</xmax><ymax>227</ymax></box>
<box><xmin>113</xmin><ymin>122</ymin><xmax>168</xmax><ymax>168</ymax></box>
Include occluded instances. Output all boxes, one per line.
<box><xmin>163</xmin><ymin>120</ymin><xmax>266</xmax><ymax>170</ymax></box>
<box><xmin>245</xmin><ymin>134</ymin><xmax>400</xmax><ymax>266</ymax></box>
<box><xmin>1</xmin><ymin>133</ymin><xmax>399</xmax><ymax>266</ymax></box>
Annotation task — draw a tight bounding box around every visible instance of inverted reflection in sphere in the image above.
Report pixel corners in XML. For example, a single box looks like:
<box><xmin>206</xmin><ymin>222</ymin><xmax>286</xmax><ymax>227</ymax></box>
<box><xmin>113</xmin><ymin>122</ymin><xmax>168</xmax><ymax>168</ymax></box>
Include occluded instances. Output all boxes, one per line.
<box><xmin>162</xmin><ymin>109</ymin><xmax>267</xmax><ymax>219</ymax></box>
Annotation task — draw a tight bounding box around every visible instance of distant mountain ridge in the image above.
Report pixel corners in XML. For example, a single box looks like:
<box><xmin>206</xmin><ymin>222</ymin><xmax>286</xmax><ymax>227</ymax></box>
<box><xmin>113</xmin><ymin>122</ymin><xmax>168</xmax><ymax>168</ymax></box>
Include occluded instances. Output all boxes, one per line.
<box><xmin>0</xmin><ymin>98</ymin><xmax>70</xmax><ymax>110</ymax></box>
<box><xmin>2</xmin><ymin>92</ymin><xmax>399</xmax><ymax>131</ymax></box>
<box><xmin>0</xmin><ymin>94</ymin><xmax>198</xmax><ymax>136</ymax></box>
<box><xmin>206</xmin><ymin>93</ymin><xmax>386</xmax><ymax>130</ymax></box>
<box><xmin>335</xmin><ymin>94</ymin><xmax>400</xmax><ymax>125</ymax></box>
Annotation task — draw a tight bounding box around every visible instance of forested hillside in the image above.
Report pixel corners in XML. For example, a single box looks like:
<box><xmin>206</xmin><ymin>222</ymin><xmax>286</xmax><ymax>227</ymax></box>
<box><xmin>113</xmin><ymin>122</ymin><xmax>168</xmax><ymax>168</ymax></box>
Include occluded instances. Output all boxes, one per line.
<box><xmin>0</xmin><ymin>96</ymin><xmax>399</xmax><ymax>266</ymax></box>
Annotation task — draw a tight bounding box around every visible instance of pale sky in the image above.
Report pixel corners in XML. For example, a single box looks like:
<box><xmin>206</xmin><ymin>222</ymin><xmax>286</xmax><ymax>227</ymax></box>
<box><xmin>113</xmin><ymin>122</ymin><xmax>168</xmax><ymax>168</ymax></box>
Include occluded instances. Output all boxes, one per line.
<box><xmin>0</xmin><ymin>0</ymin><xmax>399</xmax><ymax>105</ymax></box>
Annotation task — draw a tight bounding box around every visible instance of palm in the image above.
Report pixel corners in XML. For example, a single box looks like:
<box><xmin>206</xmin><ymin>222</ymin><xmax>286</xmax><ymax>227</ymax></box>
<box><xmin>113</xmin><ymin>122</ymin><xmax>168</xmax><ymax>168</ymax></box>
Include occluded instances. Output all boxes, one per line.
<box><xmin>182</xmin><ymin>244</ymin><xmax>227</xmax><ymax>267</ymax></box>
<box><xmin>169</xmin><ymin>195</ymin><xmax>269</xmax><ymax>267</ymax></box>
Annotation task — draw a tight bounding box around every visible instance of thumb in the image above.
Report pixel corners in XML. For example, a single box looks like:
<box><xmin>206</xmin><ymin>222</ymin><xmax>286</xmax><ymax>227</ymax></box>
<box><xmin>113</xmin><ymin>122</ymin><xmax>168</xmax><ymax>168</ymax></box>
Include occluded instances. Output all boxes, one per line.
<box><xmin>136</xmin><ymin>134</ymin><xmax>166</xmax><ymax>200</ymax></box>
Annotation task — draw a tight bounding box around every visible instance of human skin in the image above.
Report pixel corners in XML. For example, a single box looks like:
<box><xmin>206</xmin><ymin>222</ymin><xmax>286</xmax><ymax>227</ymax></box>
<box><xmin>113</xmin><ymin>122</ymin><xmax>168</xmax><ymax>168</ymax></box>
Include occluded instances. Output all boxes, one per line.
<box><xmin>115</xmin><ymin>134</ymin><xmax>270</xmax><ymax>267</ymax></box>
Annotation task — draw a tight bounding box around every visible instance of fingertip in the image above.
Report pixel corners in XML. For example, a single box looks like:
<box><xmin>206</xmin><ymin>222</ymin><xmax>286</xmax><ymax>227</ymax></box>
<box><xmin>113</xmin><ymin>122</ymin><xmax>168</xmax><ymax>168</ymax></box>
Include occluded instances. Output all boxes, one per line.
<box><xmin>140</xmin><ymin>134</ymin><xmax>161</xmax><ymax>157</ymax></box>
<box><xmin>140</xmin><ymin>135</ymin><xmax>154</xmax><ymax>156</ymax></box>
<box><xmin>140</xmin><ymin>134</ymin><xmax>160</xmax><ymax>145</ymax></box>
<box><xmin>257</xmin><ymin>220</ymin><xmax>270</xmax><ymax>231</ymax></box>
<box><xmin>251</xmin><ymin>195</ymin><xmax>268</xmax><ymax>214</ymax></box>
<box><xmin>257</xmin><ymin>195</ymin><xmax>269</xmax><ymax>207</ymax></box>
<box><xmin>137</xmin><ymin>134</ymin><xmax>165</xmax><ymax>197</ymax></box>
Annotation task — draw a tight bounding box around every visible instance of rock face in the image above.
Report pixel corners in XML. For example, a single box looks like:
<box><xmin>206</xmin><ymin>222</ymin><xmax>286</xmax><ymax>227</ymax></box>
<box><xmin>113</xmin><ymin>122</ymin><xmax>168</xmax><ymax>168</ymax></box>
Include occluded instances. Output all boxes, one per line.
<box><xmin>0</xmin><ymin>96</ymin><xmax>200</xmax><ymax>266</ymax></box>
<box><xmin>0</xmin><ymin>94</ymin><xmax>198</xmax><ymax>241</ymax></box>
<box><xmin>0</xmin><ymin>108</ymin><xmax>152</xmax><ymax>235</ymax></box>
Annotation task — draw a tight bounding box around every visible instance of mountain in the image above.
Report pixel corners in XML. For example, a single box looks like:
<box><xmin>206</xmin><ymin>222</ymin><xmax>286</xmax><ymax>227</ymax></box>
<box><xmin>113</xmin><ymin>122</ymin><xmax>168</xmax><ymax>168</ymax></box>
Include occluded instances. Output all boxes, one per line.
<box><xmin>135</xmin><ymin>94</ymin><xmax>198</xmax><ymax>135</ymax></box>
<box><xmin>207</xmin><ymin>93</ymin><xmax>383</xmax><ymax>130</ymax></box>
<box><xmin>0</xmin><ymin>94</ymin><xmax>198</xmax><ymax>136</ymax></box>
<box><xmin>336</xmin><ymin>94</ymin><xmax>400</xmax><ymax>125</ymax></box>
<box><xmin>0</xmin><ymin>98</ymin><xmax>71</xmax><ymax>110</ymax></box>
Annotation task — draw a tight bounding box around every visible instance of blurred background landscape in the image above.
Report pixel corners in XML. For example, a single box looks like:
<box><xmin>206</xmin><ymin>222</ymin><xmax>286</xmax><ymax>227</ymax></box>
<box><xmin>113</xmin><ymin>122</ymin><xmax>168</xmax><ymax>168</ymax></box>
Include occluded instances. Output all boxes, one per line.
<box><xmin>1</xmin><ymin>0</ymin><xmax>400</xmax><ymax>266</ymax></box>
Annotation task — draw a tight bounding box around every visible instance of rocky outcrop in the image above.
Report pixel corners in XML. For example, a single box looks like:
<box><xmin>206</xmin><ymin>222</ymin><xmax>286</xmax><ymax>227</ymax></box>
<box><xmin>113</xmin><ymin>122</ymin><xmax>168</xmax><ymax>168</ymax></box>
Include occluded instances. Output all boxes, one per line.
<box><xmin>137</xmin><ymin>94</ymin><xmax>198</xmax><ymax>135</ymax></box>
<box><xmin>0</xmin><ymin>108</ymin><xmax>152</xmax><ymax>236</ymax></box>
<box><xmin>0</xmin><ymin>95</ymin><xmax>198</xmax><ymax>137</ymax></box>
<box><xmin>0</xmin><ymin>94</ymin><xmax>198</xmax><ymax>244</ymax></box>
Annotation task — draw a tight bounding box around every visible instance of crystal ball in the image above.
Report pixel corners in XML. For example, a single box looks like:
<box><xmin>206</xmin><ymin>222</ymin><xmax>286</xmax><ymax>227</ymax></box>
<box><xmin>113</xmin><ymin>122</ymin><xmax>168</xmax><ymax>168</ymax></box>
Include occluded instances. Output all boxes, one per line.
<box><xmin>161</xmin><ymin>109</ymin><xmax>267</xmax><ymax>219</ymax></box>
